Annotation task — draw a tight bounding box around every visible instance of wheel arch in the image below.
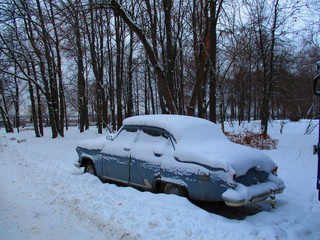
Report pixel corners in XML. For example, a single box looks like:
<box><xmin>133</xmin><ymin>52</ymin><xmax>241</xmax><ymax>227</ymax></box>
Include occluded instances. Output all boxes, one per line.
<box><xmin>154</xmin><ymin>179</ymin><xmax>189</xmax><ymax>197</ymax></box>
<box><xmin>80</xmin><ymin>156</ymin><xmax>95</xmax><ymax>168</ymax></box>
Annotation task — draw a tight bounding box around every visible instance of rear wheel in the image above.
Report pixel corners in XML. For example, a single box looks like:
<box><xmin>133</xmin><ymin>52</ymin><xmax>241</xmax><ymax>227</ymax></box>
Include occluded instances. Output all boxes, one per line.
<box><xmin>162</xmin><ymin>183</ymin><xmax>186</xmax><ymax>197</ymax></box>
<box><xmin>84</xmin><ymin>161</ymin><xmax>96</xmax><ymax>176</ymax></box>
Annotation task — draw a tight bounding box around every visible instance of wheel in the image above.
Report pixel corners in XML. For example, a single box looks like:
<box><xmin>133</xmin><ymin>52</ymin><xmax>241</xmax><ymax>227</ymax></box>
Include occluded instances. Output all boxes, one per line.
<box><xmin>162</xmin><ymin>183</ymin><xmax>186</xmax><ymax>197</ymax></box>
<box><xmin>84</xmin><ymin>161</ymin><xmax>96</xmax><ymax>176</ymax></box>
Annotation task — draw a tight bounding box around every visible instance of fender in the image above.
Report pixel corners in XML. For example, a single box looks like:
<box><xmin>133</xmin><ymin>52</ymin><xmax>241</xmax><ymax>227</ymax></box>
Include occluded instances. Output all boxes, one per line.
<box><xmin>154</xmin><ymin>177</ymin><xmax>188</xmax><ymax>193</ymax></box>
<box><xmin>79</xmin><ymin>154</ymin><xmax>103</xmax><ymax>178</ymax></box>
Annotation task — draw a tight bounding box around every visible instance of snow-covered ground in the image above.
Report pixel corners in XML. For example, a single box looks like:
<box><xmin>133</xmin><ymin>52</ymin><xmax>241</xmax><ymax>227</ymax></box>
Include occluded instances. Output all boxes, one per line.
<box><xmin>0</xmin><ymin>120</ymin><xmax>319</xmax><ymax>240</ymax></box>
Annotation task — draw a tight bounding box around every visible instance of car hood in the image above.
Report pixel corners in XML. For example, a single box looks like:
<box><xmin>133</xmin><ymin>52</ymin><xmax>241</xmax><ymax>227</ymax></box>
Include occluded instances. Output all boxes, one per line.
<box><xmin>174</xmin><ymin>139</ymin><xmax>276</xmax><ymax>177</ymax></box>
<box><xmin>77</xmin><ymin>136</ymin><xmax>108</xmax><ymax>150</ymax></box>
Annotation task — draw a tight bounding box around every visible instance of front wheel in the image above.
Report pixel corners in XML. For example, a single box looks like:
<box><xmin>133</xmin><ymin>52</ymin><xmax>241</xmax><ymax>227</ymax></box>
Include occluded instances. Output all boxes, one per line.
<box><xmin>84</xmin><ymin>161</ymin><xmax>96</xmax><ymax>176</ymax></box>
<box><xmin>162</xmin><ymin>183</ymin><xmax>187</xmax><ymax>197</ymax></box>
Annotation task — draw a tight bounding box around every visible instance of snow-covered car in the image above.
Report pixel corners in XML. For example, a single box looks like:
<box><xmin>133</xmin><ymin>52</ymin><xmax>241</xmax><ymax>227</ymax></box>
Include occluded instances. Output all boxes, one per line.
<box><xmin>75</xmin><ymin>115</ymin><xmax>285</xmax><ymax>207</ymax></box>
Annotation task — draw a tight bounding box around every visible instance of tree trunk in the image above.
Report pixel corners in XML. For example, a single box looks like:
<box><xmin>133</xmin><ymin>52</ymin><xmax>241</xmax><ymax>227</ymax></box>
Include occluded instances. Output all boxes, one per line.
<box><xmin>35</xmin><ymin>0</ymin><xmax>59</xmax><ymax>138</ymax></box>
<box><xmin>13</xmin><ymin>64</ymin><xmax>20</xmax><ymax>132</ymax></box>
<box><xmin>110</xmin><ymin>0</ymin><xmax>177</xmax><ymax>114</ymax></box>
<box><xmin>26</xmin><ymin>60</ymin><xmax>41</xmax><ymax>137</ymax></box>
<box><xmin>0</xmin><ymin>79</ymin><xmax>13</xmax><ymax>133</ymax></box>
<box><xmin>28</xmin><ymin>80</ymin><xmax>41</xmax><ymax>137</ymax></box>
<box><xmin>48</xmin><ymin>0</ymin><xmax>64</xmax><ymax>137</ymax></box>
<box><xmin>208</xmin><ymin>0</ymin><xmax>223</xmax><ymax>123</ymax></box>
<box><xmin>127</xmin><ymin>30</ymin><xmax>134</xmax><ymax>118</ymax></box>
<box><xmin>115</xmin><ymin>16</ymin><xmax>123</xmax><ymax>129</ymax></box>
<box><xmin>0</xmin><ymin>106</ymin><xmax>14</xmax><ymax>133</ymax></box>
<box><xmin>260</xmin><ymin>0</ymin><xmax>279</xmax><ymax>136</ymax></box>
<box><xmin>74</xmin><ymin>3</ymin><xmax>88</xmax><ymax>133</ymax></box>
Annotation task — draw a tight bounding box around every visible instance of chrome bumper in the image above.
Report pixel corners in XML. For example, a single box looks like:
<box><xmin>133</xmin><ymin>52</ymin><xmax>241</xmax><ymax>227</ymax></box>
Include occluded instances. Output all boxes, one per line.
<box><xmin>223</xmin><ymin>183</ymin><xmax>285</xmax><ymax>207</ymax></box>
<box><xmin>224</xmin><ymin>192</ymin><xmax>271</xmax><ymax>207</ymax></box>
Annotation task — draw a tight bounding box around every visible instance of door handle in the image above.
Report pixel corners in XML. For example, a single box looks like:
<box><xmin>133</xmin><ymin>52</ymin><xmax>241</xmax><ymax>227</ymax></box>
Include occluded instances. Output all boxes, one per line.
<box><xmin>154</xmin><ymin>152</ymin><xmax>162</xmax><ymax>157</ymax></box>
<box><xmin>124</xmin><ymin>147</ymin><xmax>130</xmax><ymax>151</ymax></box>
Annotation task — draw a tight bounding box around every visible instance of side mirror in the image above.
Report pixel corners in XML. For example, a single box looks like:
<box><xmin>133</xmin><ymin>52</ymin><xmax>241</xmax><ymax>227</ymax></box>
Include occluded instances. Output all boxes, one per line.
<box><xmin>106</xmin><ymin>134</ymin><xmax>114</xmax><ymax>140</ymax></box>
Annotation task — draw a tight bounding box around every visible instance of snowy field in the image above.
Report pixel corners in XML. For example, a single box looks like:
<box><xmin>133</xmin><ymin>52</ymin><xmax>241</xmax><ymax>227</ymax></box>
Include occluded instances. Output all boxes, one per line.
<box><xmin>0</xmin><ymin>120</ymin><xmax>319</xmax><ymax>240</ymax></box>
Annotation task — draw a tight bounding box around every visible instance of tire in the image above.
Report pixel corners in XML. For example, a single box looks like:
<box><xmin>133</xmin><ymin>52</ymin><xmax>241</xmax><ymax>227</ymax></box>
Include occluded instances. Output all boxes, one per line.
<box><xmin>84</xmin><ymin>161</ymin><xmax>96</xmax><ymax>176</ymax></box>
<box><xmin>162</xmin><ymin>183</ymin><xmax>186</xmax><ymax>197</ymax></box>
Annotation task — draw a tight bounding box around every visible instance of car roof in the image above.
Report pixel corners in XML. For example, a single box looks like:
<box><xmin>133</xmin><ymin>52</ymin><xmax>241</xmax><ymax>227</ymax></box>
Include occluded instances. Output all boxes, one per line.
<box><xmin>123</xmin><ymin>114</ymin><xmax>225</xmax><ymax>143</ymax></box>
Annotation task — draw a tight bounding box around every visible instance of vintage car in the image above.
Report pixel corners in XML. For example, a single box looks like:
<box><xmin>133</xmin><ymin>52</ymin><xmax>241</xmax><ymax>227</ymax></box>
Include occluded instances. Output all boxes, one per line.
<box><xmin>75</xmin><ymin>115</ymin><xmax>285</xmax><ymax>207</ymax></box>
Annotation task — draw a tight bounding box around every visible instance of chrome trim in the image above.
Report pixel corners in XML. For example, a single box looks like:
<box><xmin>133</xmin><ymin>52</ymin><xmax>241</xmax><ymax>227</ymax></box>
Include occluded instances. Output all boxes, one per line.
<box><xmin>102</xmin><ymin>176</ymin><xmax>129</xmax><ymax>185</ymax></box>
<box><xmin>224</xmin><ymin>192</ymin><xmax>271</xmax><ymax>207</ymax></box>
<box><xmin>224</xmin><ymin>190</ymin><xmax>275</xmax><ymax>207</ymax></box>
<box><xmin>128</xmin><ymin>182</ymin><xmax>151</xmax><ymax>191</ymax></box>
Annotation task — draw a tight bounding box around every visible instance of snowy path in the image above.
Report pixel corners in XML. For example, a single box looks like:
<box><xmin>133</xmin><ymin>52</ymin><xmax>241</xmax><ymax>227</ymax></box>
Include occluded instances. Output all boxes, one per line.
<box><xmin>0</xmin><ymin>137</ymin><xmax>111</xmax><ymax>240</ymax></box>
<box><xmin>0</xmin><ymin>121</ymin><xmax>320</xmax><ymax>240</ymax></box>
<box><xmin>0</xmin><ymin>134</ymin><xmax>133</xmax><ymax>240</ymax></box>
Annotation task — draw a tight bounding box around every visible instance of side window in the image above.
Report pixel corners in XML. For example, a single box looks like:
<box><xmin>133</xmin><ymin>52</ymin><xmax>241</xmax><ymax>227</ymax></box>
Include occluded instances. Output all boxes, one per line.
<box><xmin>139</xmin><ymin>127</ymin><xmax>172</xmax><ymax>146</ymax></box>
<box><xmin>142</xmin><ymin>129</ymin><xmax>161</xmax><ymax>137</ymax></box>
<box><xmin>115</xmin><ymin>126</ymin><xmax>138</xmax><ymax>143</ymax></box>
<box><xmin>131</xmin><ymin>127</ymin><xmax>174</xmax><ymax>160</ymax></box>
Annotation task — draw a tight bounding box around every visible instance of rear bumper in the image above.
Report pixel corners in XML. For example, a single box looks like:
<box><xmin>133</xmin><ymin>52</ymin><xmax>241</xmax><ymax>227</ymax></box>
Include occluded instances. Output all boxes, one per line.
<box><xmin>222</xmin><ymin>182</ymin><xmax>285</xmax><ymax>207</ymax></box>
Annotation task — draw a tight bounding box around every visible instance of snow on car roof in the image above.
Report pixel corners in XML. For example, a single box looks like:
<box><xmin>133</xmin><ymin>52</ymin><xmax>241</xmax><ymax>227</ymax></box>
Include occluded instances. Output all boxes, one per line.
<box><xmin>123</xmin><ymin>114</ymin><xmax>225</xmax><ymax>143</ymax></box>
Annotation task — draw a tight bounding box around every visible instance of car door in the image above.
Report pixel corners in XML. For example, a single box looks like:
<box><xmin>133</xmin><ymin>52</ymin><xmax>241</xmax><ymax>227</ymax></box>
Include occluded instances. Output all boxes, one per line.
<box><xmin>101</xmin><ymin>125</ymin><xmax>139</xmax><ymax>184</ymax></box>
<box><xmin>129</xmin><ymin>127</ymin><xmax>174</xmax><ymax>190</ymax></box>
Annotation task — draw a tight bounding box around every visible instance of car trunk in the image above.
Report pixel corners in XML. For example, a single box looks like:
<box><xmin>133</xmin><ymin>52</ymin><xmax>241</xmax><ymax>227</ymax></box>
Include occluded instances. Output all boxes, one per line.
<box><xmin>174</xmin><ymin>140</ymin><xmax>277</xmax><ymax>177</ymax></box>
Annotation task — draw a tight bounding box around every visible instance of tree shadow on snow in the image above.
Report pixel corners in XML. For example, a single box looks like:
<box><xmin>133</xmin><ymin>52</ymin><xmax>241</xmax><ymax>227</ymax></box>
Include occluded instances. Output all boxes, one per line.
<box><xmin>191</xmin><ymin>200</ymin><xmax>273</xmax><ymax>220</ymax></box>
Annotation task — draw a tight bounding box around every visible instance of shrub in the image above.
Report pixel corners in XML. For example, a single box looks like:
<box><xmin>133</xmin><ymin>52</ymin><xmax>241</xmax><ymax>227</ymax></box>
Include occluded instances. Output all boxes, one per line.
<box><xmin>289</xmin><ymin>114</ymin><xmax>301</xmax><ymax>122</ymax></box>
<box><xmin>224</xmin><ymin>131</ymin><xmax>278</xmax><ymax>150</ymax></box>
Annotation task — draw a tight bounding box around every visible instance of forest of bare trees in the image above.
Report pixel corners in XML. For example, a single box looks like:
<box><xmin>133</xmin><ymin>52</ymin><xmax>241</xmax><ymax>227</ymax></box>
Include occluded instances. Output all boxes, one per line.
<box><xmin>0</xmin><ymin>0</ymin><xmax>319</xmax><ymax>138</ymax></box>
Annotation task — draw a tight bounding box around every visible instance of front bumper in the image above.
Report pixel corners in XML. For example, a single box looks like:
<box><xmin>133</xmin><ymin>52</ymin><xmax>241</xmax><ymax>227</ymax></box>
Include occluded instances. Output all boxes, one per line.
<box><xmin>222</xmin><ymin>181</ymin><xmax>285</xmax><ymax>207</ymax></box>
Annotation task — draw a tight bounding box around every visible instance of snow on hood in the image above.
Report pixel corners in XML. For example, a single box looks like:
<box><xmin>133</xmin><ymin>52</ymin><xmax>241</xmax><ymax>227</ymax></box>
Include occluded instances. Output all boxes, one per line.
<box><xmin>77</xmin><ymin>136</ymin><xmax>108</xmax><ymax>150</ymax></box>
<box><xmin>174</xmin><ymin>139</ymin><xmax>276</xmax><ymax>177</ymax></box>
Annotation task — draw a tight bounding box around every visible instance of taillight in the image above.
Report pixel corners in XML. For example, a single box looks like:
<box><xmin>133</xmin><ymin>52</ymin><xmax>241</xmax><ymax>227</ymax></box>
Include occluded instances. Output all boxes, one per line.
<box><xmin>272</xmin><ymin>166</ymin><xmax>278</xmax><ymax>176</ymax></box>
<box><xmin>227</xmin><ymin>173</ymin><xmax>238</xmax><ymax>189</ymax></box>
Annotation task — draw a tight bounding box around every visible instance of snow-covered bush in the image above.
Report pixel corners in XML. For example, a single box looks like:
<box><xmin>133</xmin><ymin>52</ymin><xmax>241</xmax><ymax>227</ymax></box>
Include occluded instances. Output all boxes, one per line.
<box><xmin>225</xmin><ymin>131</ymin><xmax>278</xmax><ymax>150</ymax></box>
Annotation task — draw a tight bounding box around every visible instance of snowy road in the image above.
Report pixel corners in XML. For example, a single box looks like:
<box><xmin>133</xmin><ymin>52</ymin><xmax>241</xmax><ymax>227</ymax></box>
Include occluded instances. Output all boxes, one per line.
<box><xmin>0</xmin><ymin>121</ymin><xmax>320</xmax><ymax>240</ymax></box>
